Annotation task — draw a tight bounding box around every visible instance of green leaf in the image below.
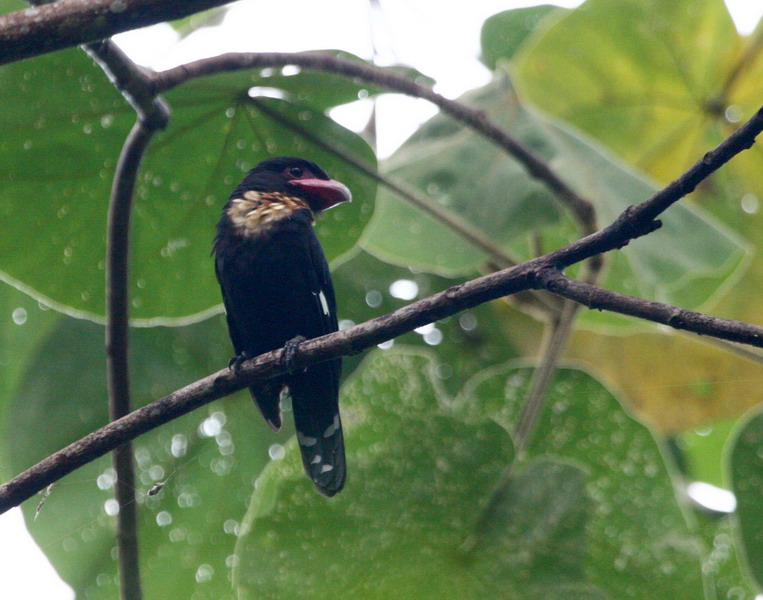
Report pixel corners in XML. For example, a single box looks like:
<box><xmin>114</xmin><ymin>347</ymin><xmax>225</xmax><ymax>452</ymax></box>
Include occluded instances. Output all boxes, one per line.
<box><xmin>362</xmin><ymin>71</ymin><xmax>746</xmax><ymax>328</ymax></box>
<box><xmin>729</xmin><ymin>406</ymin><xmax>763</xmax><ymax>590</ymax></box>
<box><xmin>10</xmin><ymin>315</ymin><xmax>286</xmax><ymax>599</ymax></box>
<box><xmin>0</xmin><ymin>0</ymin><xmax>24</xmax><ymax>12</ymax></box>
<box><xmin>481</xmin><ymin>5</ymin><xmax>563</xmax><ymax>68</ymax></box>
<box><xmin>0</xmin><ymin>282</ymin><xmax>60</xmax><ymax>479</ymax></box>
<box><xmin>234</xmin><ymin>350</ymin><xmax>607</xmax><ymax>599</ymax></box>
<box><xmin>513</xmin><ymin>0</ymin><xmax>745</xmax><ymax>184</ymax></box>
<box><xmin>460</xmin><ymin>364</ymin><xmax>705</xmax><ymax>599</ymax></box>
<box><xmin>0</xmin><ymin>48</ymin><xmax>377</xmax><ymax>323</ymax></box>
<box><xmin>697</xmin><ymin>513</ymin><xmax>758</xmax><ymax>600</ymax></box>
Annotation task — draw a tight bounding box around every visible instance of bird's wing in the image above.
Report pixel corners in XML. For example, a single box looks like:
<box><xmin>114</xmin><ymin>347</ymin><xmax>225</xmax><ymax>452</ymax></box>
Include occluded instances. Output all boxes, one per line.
<box><xmin>214</xmin><ymin>255</ymin><xmax>245</xmax><ymax>356</ymax></box>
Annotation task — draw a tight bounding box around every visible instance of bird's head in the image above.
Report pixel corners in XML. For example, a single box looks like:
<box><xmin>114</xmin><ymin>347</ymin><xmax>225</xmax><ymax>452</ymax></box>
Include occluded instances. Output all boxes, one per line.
<box><xmin>235</xmin><ymin>157</ymin><xmax>352</xmax><ymax>214</ymax></box>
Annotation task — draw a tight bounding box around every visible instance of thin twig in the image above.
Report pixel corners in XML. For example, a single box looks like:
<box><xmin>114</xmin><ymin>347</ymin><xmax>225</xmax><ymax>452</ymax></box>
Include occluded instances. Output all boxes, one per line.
<box><xmin>537</xmin><ymin>271</ymin><xmax>763</xmax><ymax>344</ymax></box>
<box><xmin>0</xmin><ymin>0</ymin><xmax>237</xmax><ymax>66</ymax></box>
<box><xmin>70</xmin><ymin>21</ymin><xmax>169</xmax><ymax>600</ymax></box>
<box><xmin>513</xmin><ymin>300</ymin><xmax>581</xmax><ymax>455</ymax></box>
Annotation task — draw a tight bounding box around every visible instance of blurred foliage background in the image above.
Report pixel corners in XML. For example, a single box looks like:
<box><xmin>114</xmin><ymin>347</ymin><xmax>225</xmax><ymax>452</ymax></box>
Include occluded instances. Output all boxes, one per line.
<box><xmin>2</xmin><ymin>0</ymin><xmax>763</xmax><ymax>598</ymax></box>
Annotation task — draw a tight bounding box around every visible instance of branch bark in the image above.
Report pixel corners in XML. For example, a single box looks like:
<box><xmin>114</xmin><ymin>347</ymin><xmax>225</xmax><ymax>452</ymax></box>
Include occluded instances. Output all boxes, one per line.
<box><xmin>0</xmin><ymin>0</ymin><xmax>235</xmax><ymax>66</ymax></box>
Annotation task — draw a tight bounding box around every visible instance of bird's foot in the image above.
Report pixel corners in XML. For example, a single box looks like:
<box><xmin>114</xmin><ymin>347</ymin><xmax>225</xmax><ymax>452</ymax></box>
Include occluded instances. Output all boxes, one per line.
<box><xmin>228</xmin><ymin>351</ymin><xmax>252</xmax><ymax>372</ymax></box>
<box><xmin>282</xmin><ymin>336</ymin><xmax>307</xmax><ymax>372</ymax></box>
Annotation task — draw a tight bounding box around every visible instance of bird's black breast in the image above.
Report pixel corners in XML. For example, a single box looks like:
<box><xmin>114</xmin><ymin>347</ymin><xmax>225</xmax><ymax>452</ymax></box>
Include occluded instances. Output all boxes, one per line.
<box><xmin>214</xmin><ymin>209</ymin><xmax>337</xmax><ymax>358</ymax></box>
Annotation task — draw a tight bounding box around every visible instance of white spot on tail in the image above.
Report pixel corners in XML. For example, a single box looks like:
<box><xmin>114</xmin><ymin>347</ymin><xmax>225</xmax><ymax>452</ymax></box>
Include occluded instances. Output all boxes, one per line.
<box><xmin>311</xmin><ymin>455</ymin><xmax>322</xmax><ymax>464</ymax></box>
<box><xmin>323</xmin><ymin>414</ymin><xmax>340</xmax><ymax>438</ymax></box>
<box><xmin>297</xmin><ymin>432</ymin><xmax>317</xmax><ymax>447</ymax></box>
<box><xmin>320</xmin><ymin>464</ymin><xmax>334</xmax><ymax>473</ymax></box>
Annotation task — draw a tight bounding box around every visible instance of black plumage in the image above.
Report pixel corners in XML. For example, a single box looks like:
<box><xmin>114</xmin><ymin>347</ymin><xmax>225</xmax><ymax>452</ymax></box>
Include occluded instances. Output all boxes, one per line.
<box><xmin>213</xmin><ymin>156</ymin><xmax>351</xmax><ymax>496</ymax></box>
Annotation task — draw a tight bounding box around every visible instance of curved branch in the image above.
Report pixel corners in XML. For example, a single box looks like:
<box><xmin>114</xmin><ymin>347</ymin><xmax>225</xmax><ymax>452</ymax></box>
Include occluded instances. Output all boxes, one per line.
<box><xmin>0</xmin><ymin>0</ymin><xmax>236</xmax><ymax>66</ymax></box>
<box><xmin>105</xmin><ymin>120</ymin><xmax>159</xmax><ymax>600</ymax></box>
<box><xmin>151</xmin><ymin>52</ymin><xmax>599</xmax><ymax>238</ymax></box>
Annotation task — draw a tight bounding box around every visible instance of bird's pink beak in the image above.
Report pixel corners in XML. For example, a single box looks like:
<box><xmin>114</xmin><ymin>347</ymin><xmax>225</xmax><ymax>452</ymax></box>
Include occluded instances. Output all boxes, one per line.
<box><xmin>288</xmin><ymin>178</ymin><xmax>352</xmax><ymax>211</ymax></box>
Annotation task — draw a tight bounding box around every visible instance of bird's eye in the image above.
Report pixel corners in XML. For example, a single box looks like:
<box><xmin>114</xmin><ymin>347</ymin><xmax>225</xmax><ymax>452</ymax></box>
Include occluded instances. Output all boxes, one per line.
<box><xmin>288</xmin><ymin>166</ymin><xmax>303</xmax><ymax>178</ymax></box>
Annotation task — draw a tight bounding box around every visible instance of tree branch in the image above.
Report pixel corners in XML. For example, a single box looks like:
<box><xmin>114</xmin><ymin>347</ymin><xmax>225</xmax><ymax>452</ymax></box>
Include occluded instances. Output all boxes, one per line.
<box><xmin>538</xmin><ymin>271</ymin><xmax>763</xmax><ymax>345</ymax></box>
<box><xmin>105</xmin><ymin>120</ymin><xmax>160</xmax><ymax>600</ymax></box>
<box><xmin>0</xmin><ymin>0</ymin><xmax>236</xmax><ymax>66</ymax></box>
<box><xmin>151</xmin><ymin>52</ymin><xmax>599</xmax><ymax>237</ymax></box>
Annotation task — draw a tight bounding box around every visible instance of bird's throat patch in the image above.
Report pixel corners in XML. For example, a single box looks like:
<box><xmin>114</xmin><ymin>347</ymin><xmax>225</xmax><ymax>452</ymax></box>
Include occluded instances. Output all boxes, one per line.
<box><xmin>226</xmin><ymin>190</ymin><xmax>312</xmax><ymax>237</ymax></box>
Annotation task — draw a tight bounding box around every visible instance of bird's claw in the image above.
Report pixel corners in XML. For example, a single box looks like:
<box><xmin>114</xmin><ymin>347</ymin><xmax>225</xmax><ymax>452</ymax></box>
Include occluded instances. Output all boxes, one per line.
<box><xmin>283</xmin><ymin>336</ymin><xmax>307</xmax><ymax>372</ymax></box>
<box><xmin>228</xmin><ymin>351</ymin><xmax>252</xmax><ymax>372</ymax></box>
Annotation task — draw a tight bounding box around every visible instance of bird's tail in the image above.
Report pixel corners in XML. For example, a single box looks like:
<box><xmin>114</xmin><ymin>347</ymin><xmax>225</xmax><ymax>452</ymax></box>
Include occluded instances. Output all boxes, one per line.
<box><xmin>289</xmin><ymin>366</ymin><xmax>346</xmax><ymax>497</ymax></box>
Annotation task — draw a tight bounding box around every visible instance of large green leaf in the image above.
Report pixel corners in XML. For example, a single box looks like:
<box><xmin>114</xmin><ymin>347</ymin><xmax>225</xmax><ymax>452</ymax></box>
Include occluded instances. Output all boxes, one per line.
<box><xmin>460</xmin><ymin>364</ymin><xmax>706</xmax><ymax>599</ymax></box>
<box><xmin>362</xmin><ymin>71</ymin><xmax>746</xmax><ymax>327</ymax></box>
<box><xmin>9</xmin><ymin>315</ymin><xmax>289</xmax><ymax>599</ymax></box>
<box><xmin>0</xmin><ymin>282</ymin><xmax>60</xmax><ymax>479</ymax></box>
<box><xmin>514</xmin><ymin>0</ymin><xmax>748</xmax><ymax>186</ymax></box>
<box><xmin>0</xmin><ymin>48</ymin><xmax>377</xmax><ymax>323</ymax></box>
<box><xmin>234</xmin><ymin>350</ymin><xmax>612</xmax><ymax>599</ymax></box>
<box><xmin>729</xmin><ymin>406</ymin><xmax>763</xmax><ymax>591</ymax></box>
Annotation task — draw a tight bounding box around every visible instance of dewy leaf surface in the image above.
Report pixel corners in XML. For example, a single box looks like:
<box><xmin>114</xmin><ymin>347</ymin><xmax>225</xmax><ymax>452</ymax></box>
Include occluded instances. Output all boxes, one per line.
<box><xmin>0</xmin><ymin>49</ymin><xmax>377</xmax><ymax>323</ymax></box>
<box><xmin>10</xmin><ymin>315</ymin><xmax>282</xmax><ymax>599</ymax></box>
<box><xmin>362</xmin><ymin>71</ymin><xmax>745</xmax><ymax>327</ymax></box>
<box><xmin>460</xmin><ymin>363</ymin><xmax>705</xmax><ymax>599</ymax></box>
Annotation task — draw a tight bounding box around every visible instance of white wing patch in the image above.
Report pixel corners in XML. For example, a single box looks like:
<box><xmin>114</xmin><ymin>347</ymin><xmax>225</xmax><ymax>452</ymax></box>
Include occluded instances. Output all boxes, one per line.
<box><xmin>317</xmin><ymin>290</ymin><xmax>330</xmax><ymax>316</ymax></box>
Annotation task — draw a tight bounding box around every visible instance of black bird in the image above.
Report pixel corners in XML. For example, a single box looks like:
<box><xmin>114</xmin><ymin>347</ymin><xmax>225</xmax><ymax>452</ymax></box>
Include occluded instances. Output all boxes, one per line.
<box><xmin>213</xmin><ymin>157</ymin><xmax>351</xmax><ymax>496</ymax></box>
